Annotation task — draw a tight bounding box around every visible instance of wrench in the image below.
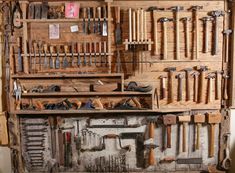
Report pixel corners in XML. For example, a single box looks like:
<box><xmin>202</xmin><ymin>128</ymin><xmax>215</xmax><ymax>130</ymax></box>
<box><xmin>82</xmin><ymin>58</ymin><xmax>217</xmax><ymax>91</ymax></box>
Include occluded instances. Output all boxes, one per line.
<box><xmin>221</xmin><ymin>133</ymin><xmax>231</xmax><ymax>170</ymax></box>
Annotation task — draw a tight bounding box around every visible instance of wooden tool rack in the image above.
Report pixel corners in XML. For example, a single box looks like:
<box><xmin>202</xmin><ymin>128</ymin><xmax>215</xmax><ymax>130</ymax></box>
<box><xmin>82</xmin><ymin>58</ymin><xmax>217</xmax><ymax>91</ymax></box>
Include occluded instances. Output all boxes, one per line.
<box><xmin>2</xmin><ymin>0</ymin><xmax>235</xmax><ymax>172</ymax></box>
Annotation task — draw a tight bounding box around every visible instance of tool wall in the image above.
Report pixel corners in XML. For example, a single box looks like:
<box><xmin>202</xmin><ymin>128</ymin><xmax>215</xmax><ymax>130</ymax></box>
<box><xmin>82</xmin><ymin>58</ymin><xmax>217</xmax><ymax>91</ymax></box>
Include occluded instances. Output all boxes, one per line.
<box><xmin>2</xmin><ymin>0</ymin><xmax>232</xmax><ymax>172</ymax></box>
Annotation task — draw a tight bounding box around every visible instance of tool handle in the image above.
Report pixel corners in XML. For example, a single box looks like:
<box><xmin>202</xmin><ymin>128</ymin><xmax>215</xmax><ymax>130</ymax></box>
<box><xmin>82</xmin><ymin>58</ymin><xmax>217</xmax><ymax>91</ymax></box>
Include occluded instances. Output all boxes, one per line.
<box><xmin>149</xmin><ymin>122</ymin><xmax>155</xmax><ymax>139</ymax></box>
<box><xmin>103</xmin><ymin>41</ymin><xmax>106</xmax><ymax>53</ymax></box>
<box><xmin>38</xmin><ymin>40</ymin><xmax>42</xmax><ymax>51</ymax></box>
<box><xmin>77</xmin><ymin>42</ymin><xmax>80</xmax><ymax>52</ymax></box>
<box><xmin>213</xmin><ymin>17</ymin><xmax>218</xmax><ymax>55</ymax></box>
<box><xmin>153</xmin><ymin>11</ymin><xmax>158</xmax><ymax>55</ymax></box>
<box><xmin>166</xmin><ymin>125</ymin><xmax>172</xmax><ymax>148</ymax></box>
<box><xmin>207</xmin><ymin>78</ymin><xmax>212</xmax><ymax>104</ymax></box>
<box><xmin>103</xmin><ymin>5</ymin><xmax>106</xmax><ymax>18</ymax></box>
<box><xmin>161</xmin><ymin>78</ymin><xmax>166</xmax><ymax>99</ymax></box>
<box><xmin>87</xmin><ymin>7</ymin><xmax>91</xmax><ymax>18</ymax></box>
<box><xmin>140</xmin><ymin>9</ymin><xmax>144</xmax><ymax>42</ymax></box>
<box><xmin>115</xmin><ymin>6</ymin><xmax>120</xmax><ymax>24</ymax></box>
<box><xmin>17</xmin><ymin>37</ymin><xmax>21</xmax><ymax>47</ymax></box>
<box><xmin>194</xmin><ymin>75</ymin><xmax>199</xmax><ymax>102</ymax></box>
<box><xmin>83</xmin><ymin>8</ymin><xmax>86</xmax><ymax>18</ymax></box>
<box><xmin>176</xmin><ymin>12</ymin><xmax>180</xmax><ymax>60</ymax></box>
<box><xmin>209</xmin><ymin>124</ymin><xmax>215</xmax><ymax>157</ymax></box>
<box><xmin>136</xmin><ymin>9</ymin><xmax>140</xmax><ymax>42</ymax></box>
<box><xmin>94</xmin><ymin>42</ymin><xmax>96</xmax><ymax>52</ymax></box>
<box><xmin>83</xmin><ymin>42</ymin><xmax>86</xmax><ymax>53</ymax></box>
<box><xmin>93</xmin><ymin>7</ymin><xmax>96</xmax><ymax>19</ymax></box>
<box><xmin>199</xmin><ymin>71</ymin><xmax>205</xmax><ymax>103</ymax></box>
<box><xmin>71</xmin><ymin>42</ymin><xmax>74</xmax><ymax>53</ymax></box>
<box><xmin>97</xmin><ymin>7</ymin><xmax>101</xmax><ymax>19</ymax></box>
<box><xmin>215</xmin><ymin>73</ymin><xmax>221</xmax><ymax>100</ymax></box>
<box><xmin>163</xmin><ymin>22</ymin><xmax>167</xmax><ymax>60</ymax></box>
<box><xmin>185</xmin><ymin>20</ymin><xmax>189</xmax><ymax>57</ymax></box>
<box><xmin>49</xmin><ymin>46</ymin><xmax>54</xmax><ymax>54</ymax></box>
<box><xmin>89</xmin><ymin>42</ymin><xmax>92</xmax><ymax>53</ymax></box>
<box><xmin>195</xmin><ymin>123</ymin><xmax>201</xmax><ymax>150</ymax></box>
<box><xmin>149</xmin><ymin>148</ymin><xmax>155</xmax><ymax>165</ymax></box>
<box><xmin>132</xmin><ymin>97</ymin><xmax>141</xmax><ymax>108</ymax></box>
<box><xmin>204</xmin><ymin>21</ymin><xmax>209</xmax><ymax>53</ymax></box>
<box><xmin>43</xmin><ymin>44</ymin><xmax>47</xmax><ymax>53</ymax></box>
<box><xmin>132</xmin><ymin>11</ymin><xmax>136</xmax><ymax>41</ymax></box>
<box><xmin>178</xmin><ymin>78</ymin><xmax>183</xmax><ymax>101</ymax></box>
<box><xmin>128</xmin><ymin>8</ymin><xmax>132</xmax><ymax>42</ymax></box>
<box><xmin>99</xmin><ymin>42</ymin><xmax>102</xmax><ymax>53</ymax></box>
<box><xmin>195</xmin><ymin>10</ymin><xmax>199</xmax><ymax>59</ymax></box>
<box><xmin>64</xmin><ymin>45</ymin><xmax>68</xmax><ymax>54</ymax></box>
<box><xmin>182</xmin><ymin>123</ymin><xmax>186</xmax><ymax>152</ymax></box>
<box><xmin>33</xmin><ymin>41</ymin><xmax>37</xmax><ymax>51</ymax></box>
<box><xmin>223</xmin><ymin>77</ymin><xmax>228</xmax><ymax>100</ymax></box>
<box><xmin>56</xmin><ymin>45</ymin><xmax>60</xmax><ymax>53</ymax></box>
<box><xmin>169</xmin><ymin>71</ymin><xmax>174</xmax><ymax>103</ymax></box>
<box><xmin>144</xmin><ymin>10</ymin><xmax>147</xmax><ymax>41</ymax></box>
<box><xmin>186</xmin><ymin>73</ymin><xmax>191</xmax><ymax>101</ymax></box>
<box><xmin>225</xmin><ymin>35</ymin><xmax>229</xmax><ymax>63</ymax></box>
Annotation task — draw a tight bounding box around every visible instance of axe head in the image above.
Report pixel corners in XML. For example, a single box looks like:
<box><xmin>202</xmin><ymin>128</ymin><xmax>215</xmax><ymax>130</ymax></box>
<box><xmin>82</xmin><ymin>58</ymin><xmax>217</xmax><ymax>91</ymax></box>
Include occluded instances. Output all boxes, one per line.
<box><xmin>163</xmin><ymin>114</ymin><xmax>177</xmax><ymax>125</ymax></box>
<box><xmin>206</xmin><ymin>113</ymin><xmax>222</xmax><ymax>124</ymax></box>
<box><xmin>193</xmin><ymin>114</ymin><xmax>205</xmax><ymax>123</ymax></box>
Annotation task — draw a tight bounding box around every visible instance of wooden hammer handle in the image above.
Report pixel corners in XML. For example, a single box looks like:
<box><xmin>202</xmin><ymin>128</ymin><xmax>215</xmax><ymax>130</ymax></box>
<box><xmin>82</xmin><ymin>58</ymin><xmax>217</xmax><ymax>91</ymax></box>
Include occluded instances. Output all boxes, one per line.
<box><xmin>176</xmin><ymin>11</ymin><xmax>180</xmax><ymax>60</ymax></box>
<box><xmin>166</xmin><ymin>125</ymin><xmax>172</xmax><ymax>148</ymax></box>
<box><xmin>163</xmin><ymin>22</ymin><xmax>167</xmax><ymax>60</ymax></box>
<box><xmin>195</xmin><ymin>123</ymin><xmax>201</xmax><ymax>150</ymax></box>
<box><xmin>185</xmin><ymin>20</ymin><xmax>190</xmax><ymax>57</ymax></box>
<box><xmin>149</xmin><ymin>148</ymin><xmax>155</xmax><ymax>165</ymax></box>
<box><xmin>149</xmin><ymin>122</ymin><xmax>155</xmax><ymax>139</ymax></box>
<box><xmin>182</xmin><ymin>123</ymin><xmax>186</xmax><ymax>152</ymax></box>
<box><xmin>199</xmin><ymin>71</ymin><xmax>205</xmax><ymax>103</ymax></box>
<box><xmin>128</xmin><ymin>8</ymin><xmax>132</xmax><ymax>42</ymax></box>
<box><xmin>223</xmin><ymin>77</ymin><xmax>228</xmax><ymax>100</ymax></box>
<box><xmin>136</xmin><ymin>9</ymin><xmax>140</xmax><ymax>42</ymax></box>
<box><xmin>209</xmin><ymin>124</ymin><xmax>215</xmax><ymax>157</ymax></box>
<box><xmin>195</xmin><ymin>10</ymin><xmax>199</xmax><ymax>60</ymax></box>
<box><xmin>132</xmin><ymin>11</ymin><xmax>136</xmax><ymax>41</ymax></box>
<box><xmin>169</xmin><ymin>71</ymin><xmax>174</xmax><ymax>103</ymax></box>
<box><xmin>153</xmin><ymin>11</ymin><xmax>158</xmax><ymax>55</ymax></box>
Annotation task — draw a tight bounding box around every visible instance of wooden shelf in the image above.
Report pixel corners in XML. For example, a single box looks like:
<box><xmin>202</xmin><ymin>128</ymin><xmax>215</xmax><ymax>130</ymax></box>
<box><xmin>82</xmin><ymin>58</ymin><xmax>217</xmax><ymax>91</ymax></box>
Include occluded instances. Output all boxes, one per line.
<box><xmin>13</xmin><ymin>108</ymin><xmax>190</xmax><ymax>115</ymax></box>
<box><xmin>11</xmin><ymin>73</ymin><xmax>124</xmax><ymax>79</ymax></box>
<box><xmin>21</xmin><ymin>18</ymin><xmax>113</xmax><ymax>23</ymax></box>
<box><xmin>16</xmin><ymin>92</ymin><xmax>152</xmax><ymax>97</ymax></box>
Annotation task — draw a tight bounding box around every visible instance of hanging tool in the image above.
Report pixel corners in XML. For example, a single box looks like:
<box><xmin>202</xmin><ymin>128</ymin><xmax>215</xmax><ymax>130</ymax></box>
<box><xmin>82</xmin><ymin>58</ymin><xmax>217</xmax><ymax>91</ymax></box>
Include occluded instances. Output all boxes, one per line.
<box><xmin>132</xmin><ymin>10</ymin><xmax>136</xmax><ymax>43</ymax></box>
<box><xmin>183</xmin><ymin>68</ymin><xmax>192</xmax><ymax>101</ymax></box>
<box><xmin>209</xmin><ymin>11</ymin><xmax>224</xmax><ymax>55</ymax></box>
<box><xmin>223</xmin><ymin>74</ymin><xmax>229</xmax><ymax>100</ymax></box>
<box><xmin>83</xmin><ymin>42</ymin><xmax>87</xmax><ymax>66</ymax></box>
<box><xmin>28</xmin><ymin>40</ymin><xmax>32</xmax><ymax>73</ymax></box>
<box><xmin>102</xmin><ymin>5</ymin><xmax>107</xmax><ymax>36</ymax></box>
<box><xmin>89</xmin><ymin>42</ymin><xmax>92</xmax><ymax>66</ymax></box>
<box><xmin>43</xmin><ymin>43</ymin><xmax>48</xmax><ymax>69</ymax></box>
<box><xmin>159</xmin><ymin>18</ymin><xmax>173</xmax><ymax>60</ymax></box>
<box><xmin>193</xmin><ymin>114</ymin><xmax>205</xmax><ymax>150</ymax></box>
<box><xmin>163</xmin><ymin>114</ymin><xmax>176</xmax><ymax>149</ymax></box>
<box><xmin>115</xmin><ymin>6</ymin><xmax>122</xmax><ymax>44</ymax></box>
<box><xmin>200</xmin><ymin>17</ymin><xmax>212</xmax><ymax>53</ymax></box>
<box><xmin>215</xmin><ymin>71</ymin><xmax>222</xmax><ymax>100</ymax></box>
<box><xmin>206</xmin><ymin>73</ymin><xmax>215</xmax><ymax>104</ymax></box>
<box><xmin>165</xmin><ymin>67</ymin><xmax>176</xmax><ymax>103</ymax></box>
<box><xmin>17</xmin><ymin>37</ymin><xmax>23</xmax><ymax>73</ymax></box>
<box><xmin>38</xmin><ymin>40</ymin><xmax>43</xmax><ymax>71</ymax></box>
<box><xmin>171</xmin><ymin>6</ymin><xmax>184</xmax><ymax>60</ymax></box>
<box><xmin>145</xmin><ymin>144</ymin><xmax>157</xmax><ymax>166</ymax></box>
<box><xmin>93</xmin><ymin>7</ymin><xmax>97</xmax><ymax>33</ymax></box>
<box><xmin>104</xmin><ymin>41</ymin><xmax>107</xmax><ymax>66</ymax></box>
<box><xmin>77</xmin><ymin>42</ymin><xmax>81</xmax><ymax>66</ymax></box>
<box><xmin>97</xmin><ymin>7</ymin><xmax>101</xmax><ymax>34</ymax></box>
<box><xmin>63</xmin><ymin>45</ymin><xmax>69</xmax><ymax>68</ymax></box>
<box><xmin>159</xmin><ymin>75</ymin><xmax>167</xmax><ymax>99</ymax></box>
<box><xmin>178</xmin><ymin>115</ymin><xmax>191</xmax><ymax>152</ymax></box>
<box><xmin>82</xmin><ymin>8</ymin><xmax>87</xmax><ymax>34</ymax></box>
<box><xmin>206</xmin><ymin>112</ymin><xmax>222</xmax><ymax>157</ymax></box>
<box><xmin>176</xmin><ymin>74</ymin><xmax>184</xmax><ymax>101</ymax></box>
<box><xmin>33</xmin><ymin>41</ymin><xmax>37</xmax><ymax>73</ymax></box>
<box><xmin>49</xmin><ymin>46</ymin><xmax>54</xmax><ymax>69</ymax></box>
<box><xmin>221</xmin><ymin>133</ymin><xmax>231</xmax><ymax>170</ymax></box>
<box><xmin>94</xmin><ymin>42</ymin><xmax>97</xmax><ymax>66</ymax></box>
<box><xmin>140</xmin><ymin>9</ymin><xmax>144</xmax><ymax>42</ymax></box>
<box><xmin>99</xmin><ymin>42</ymin><xmax>102</xmax><ymax>66</ymax></box>
<box><xmin>136</xmin><ymin>9</ymin><xmax>140</xmax><ymax>43</ymax></box>
<box><xmin>222</xmin><ymin>29</ymin><xmax>232</xmax><ymax>63</ymax></box>
<box><xmin>55</xmin><ymin>45</ymin><xmax>60</xmax><ymax>69</ymax></box>
<box><xmin>197</xmin><ymin>66</ymin><xmax>208</xmax><ymax>103</ymax></box>
<box><xmin>87</xmin><ymin>7</ymin><xmax>91</xmax><ymax>34</ymax></box>
<box><xmin>71</xmin><ymin>42</ymin><xmax>75</xmax><ymax>67</ymax></box>
<box><xmin>191</xmin><ymin>71</ymin><xmax>200</xmax><ymax>102</ymax></box>
<box><xmin>190</xmin><ymin>6</ymin><xmax>203</xmax><ymax>60</ymax></box>
<box><xmin>181</xmin><ymin>17</ymin><xmax>191</xmax><ymax>58</ymax></box>
<box><xmin>128</xmin><ymin>8</ymin><xmax>132</xmax><ymax>44</ymax></box>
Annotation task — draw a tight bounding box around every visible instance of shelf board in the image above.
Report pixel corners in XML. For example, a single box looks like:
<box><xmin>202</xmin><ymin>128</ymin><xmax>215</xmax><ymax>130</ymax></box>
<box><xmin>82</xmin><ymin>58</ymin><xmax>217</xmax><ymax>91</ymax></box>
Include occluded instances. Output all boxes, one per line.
<box><xmin>11</xmin><ymin>73</ymin><xmax>123</xmax><ymax>79</ymax></box>
<box><xmin>21</xmin><ymin>18</ymin><xmax>113</xmax><ymax>23</ymax></box>
<box><xmin>13</xmin><ymin>108</ymin><xmax>190</xmax><ymax>115</ymax></box>
<box><xmin>17</xmin><ymin>91</ymin><xmax>152</xmax><ymax>97</ymax></box>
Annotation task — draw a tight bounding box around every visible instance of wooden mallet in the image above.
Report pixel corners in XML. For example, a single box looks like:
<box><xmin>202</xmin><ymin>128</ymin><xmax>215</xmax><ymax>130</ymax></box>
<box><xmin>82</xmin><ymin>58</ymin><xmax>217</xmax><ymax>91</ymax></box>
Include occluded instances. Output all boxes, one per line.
<box><xmin>193</xmin><ymin>113</ymin><xmax>205</xmax><ymax>150</ymax></box>
<box><xmin>163</xmin><ymin>114</ymin><xmax>176</xmax><ymax>148</ymax></box>
<box><xmin>206</xmin><ymin>112</ymin><xmax>222</xmax><ymax>157</ymax></box>
<box><xmin>178</xmin><ymin>115</ymin><xmax>191</xmax><ymax>152</ymax></box>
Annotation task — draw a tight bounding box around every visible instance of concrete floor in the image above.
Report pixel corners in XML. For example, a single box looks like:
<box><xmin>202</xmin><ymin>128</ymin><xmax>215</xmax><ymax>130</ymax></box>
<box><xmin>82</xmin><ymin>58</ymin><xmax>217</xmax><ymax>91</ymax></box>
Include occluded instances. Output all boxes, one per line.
<box><xmin>0</xmin><ymin>147</ymin><xmax>11</xmax><ymax>173</ymax></box>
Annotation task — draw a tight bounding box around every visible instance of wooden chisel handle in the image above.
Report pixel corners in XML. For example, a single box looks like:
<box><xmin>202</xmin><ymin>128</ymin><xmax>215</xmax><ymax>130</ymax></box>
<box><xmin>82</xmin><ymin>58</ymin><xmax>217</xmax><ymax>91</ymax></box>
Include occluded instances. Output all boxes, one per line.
<box><xmin>140</xmin><ymin>9</ymin><xmax>144</xmax><ymax>42</ymax></box>
<box><xmin>166</xmin><ymin>125</ymin><xmax>172</xmax><ymax>148</ymax></box>
<box><xmin>162</xmin><ymin>78</ymin><xmax>166</xmax><ymax>99</ymax></box>
<box><xmin>204</xmin><ymin>21</ymin><xmax>209</xmax><ymax>53</ymax></box>
<box><xmin>182</xmin><ymin>123</ymin><xmax>186</xmax><ymax>152</ymax></box>
<box><xmin>144</xmin><ymin>10</ymin><xmax>147</xmax><ymax>41</ymax></box>
<box><xmin>186</xmin><ymin>73</ymin><xmax>191</xmax><ymax>101</ymax></box>
<box><xmin>215</xmin><ymin>73</ymin><xmax>221</xmax><ymax>100</ymax></box>
<box><xmin>153</xmin><ymin>11</ymin><xmax>158</xmax><ymax>55</ymax></box>
<box><xmin>132</xmin><ymin>11</ymin><xmax>136</xmax><ymax>41</ymax></box>
<box><xmin>209</xmin><ymin>124</ymin><xmax>215</xmax><ymax>157</ymax></box>
<box><xmin>223</xmin><ymin>76</ymin><xmax>228</xmax><ymax>100</ymax></box>
<box><xmin>97</xmin><ymin>7</ymin><xmax>101</xmax><ymax>19</ymax></box>
<box><xmin>136</xmin><ymin>9</ymin><xmax>140</xmax><ymax>42</ymax></box>
<box><xmin>128</xmin><ymin>8</ymin><xmax>132</xmax><ymax>42</ymax></box>
<box><xmin>163</xmin><ymin>22</ymin><xmax>167</xmax><ymax>60</ymax></box>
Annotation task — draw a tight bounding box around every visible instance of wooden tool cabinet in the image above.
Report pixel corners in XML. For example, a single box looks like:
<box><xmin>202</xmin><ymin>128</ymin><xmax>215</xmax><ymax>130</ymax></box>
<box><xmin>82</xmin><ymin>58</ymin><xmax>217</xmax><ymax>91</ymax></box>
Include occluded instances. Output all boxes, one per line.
<box><xmin>2</xmin><ymin>0</ymin><xmax>234</xmax><ymax>172</ymax></box>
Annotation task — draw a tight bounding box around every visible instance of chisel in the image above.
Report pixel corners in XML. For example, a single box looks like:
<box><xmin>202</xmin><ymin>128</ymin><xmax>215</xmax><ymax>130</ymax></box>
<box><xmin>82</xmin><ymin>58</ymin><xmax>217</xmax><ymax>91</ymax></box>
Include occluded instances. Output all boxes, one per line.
<box><xmin>83</xmin><ymin>42</ymin><xmax>87</xmax><ymax>66</ymax></box>
<box><xmin>97</xmin><ymin>7</ymin><xmax>101</xmax><ymax>34</ymax></box>
<box><xmin>89</xmin><ymin>42</ymin><xmax>92</xmax><ymax>66</ymax></box>
<box><xmin>33</xmin><ymin>41</ymin><xmax>37</xmax><ymax>73</ymax></box>
<box><xmin>28</xmin><ymin>40</ymin><xmax>32</xmax><ymax>73</ymax></box>
<box><xmin>55</xmin><ymin>45</ymin><xmax>60</xmax><ymax>69</ymax></box>
<box><xmin>115</xmin><ymin>6</ymin><xmax>122</xmax><ymax>44</ymax></box>
<box><xmin>49</xmin><ymin>46</ymin><xmax>54</xmax><ymax>69</ymax></box>
<box><xmin>99</xmin><ymin>42</ymin><xmax>102</xmax><ymax>66</ymax></box>
<box><xmin>104</xmin><ymin>41</ymin><xmax>107</xmax><ymax>66</ymax></box>
<box><xmin>77</xmin><ymin>42</ymin><xmax>81</xmax><ymax>66</ymax></box>
<box><xmin>93</xmin><ymin>7</ymin><xmax>96</xmax><ymax>33</ymax></box>
<box><xmin>82</xmin><ymin>8</ymin><xmax>87</xmax><ymax>34</ymax></box>
<box><xmin>63</xmin><ymin>45</ymin><xmax>69</xmax><ymax>68</ymax></box>
<box><xmin>102</xmin><ymin>5</ymin><xmax>107</xmax><ymax>36</ymax></box>
<box><xmin>87</xmin><ymin>7</ymin><xmax>91</xmax><ymax>34</ymax></box>
<box><xmin>17</xmin><ymin>37</ymin><xmax>23</xmax><ymax>72</ymax></box>
<box><xmin>38</xmin><ymin>40</ymin><xmax>42</xmax><ymax>71</ymax></box>
<box><xmin>94</xmin><ymin>42</ymin><xmax>97</xmax><ymax>66</ymax></box>
<box><xmin>43</xmin><ymin>43</ymin><xmax>48</xmax><ymax>69</ymax></box>
<box><xmin>71</xmin><ymin>42</ymin><xmax>75</xmax><ymax>67</ymax></box>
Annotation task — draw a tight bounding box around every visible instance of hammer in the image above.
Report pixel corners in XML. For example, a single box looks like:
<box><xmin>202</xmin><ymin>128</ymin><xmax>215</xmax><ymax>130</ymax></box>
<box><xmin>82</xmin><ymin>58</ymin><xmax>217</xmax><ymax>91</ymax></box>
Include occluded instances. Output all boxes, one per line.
<box><xmin>222</xmin><ymin>29</ymin><xmax>232</xmax><ymax>62</ymax></box>
<box><xmin>176</xmin><ymin>74</ymin><xmax>184</xmax><ymax>101</ymax></box>
<box><xmin>191</xmin><ymin>71</ymin><xmax>200</xmax><ymax>102</ymax></box>
<box><xmin>215</xmin><ymin>71</ymin><xmax>222</xmax><ymax>100</ymax></box>
<box><xmin>223</xmin><ymin>74</ymin><xmax>229</xmax><ymax>100</ymax></box>
<box><xmin>189</xmin><ymin>6</ymin><xmax>203</xmax><ymax>60</ymax></box>
<box><xmin>159</xmin><ymin>75</ymin><xmax>167</xmax><ymax>99</ymax></box>
<box><xmin>197</xmin><ymin>66</ymin><xmax>208</xmax><ymax>103</ymax></box>
<box><xmin>193</xmin><ymin>113</ymin><xmax>205</xmax><ymax>150</ymax></box>
<box><xmin>206</xmin><ymin>73</ymin><xmax>215</xmax><ymax>104</ymax></box>
<box><xmin>181</xmin><ymin>17</ymin><xmax>191</xmax><ymax>58</ymax></box>
<box><xmin>206</xmin><ymin>112</ymin><xmax>222</xmax><ymax>157</ymax></box>
<box><xmin>145</xmin><ymin>144</ymin><xmax>157</xmax><ymax>166</ymax></box>
<box><xmin>163</xmin><ymin>114</ymin><xmax>177</xmax><ymax>148</ymax></box>
<box><xmin>184</xmin><ymin>68</ymin><xmax>193</xmax><ymax>101</ymax></box>
<box><xmin>200</xmin><ymin>17</ymin><xmax>213</xmax><ymax>53</ymax></box>
<box><xmin>159</xmin><ymin>18</ymin><xmax>173</xmax><ymax>60</ymax></box>
<box><xmin>178</xmin><ymin>115</ymin><xmax>191</xmax><ymax>152</ymax></box>
<box><xmin>170</xmin><ymin>6</ymin><xmax>184</xmax><ymax>60</ymax></box>
<box><xmin>165</xmin><ymin>67</ymin><xmax>176</xmax><ymax>103</ymax></box>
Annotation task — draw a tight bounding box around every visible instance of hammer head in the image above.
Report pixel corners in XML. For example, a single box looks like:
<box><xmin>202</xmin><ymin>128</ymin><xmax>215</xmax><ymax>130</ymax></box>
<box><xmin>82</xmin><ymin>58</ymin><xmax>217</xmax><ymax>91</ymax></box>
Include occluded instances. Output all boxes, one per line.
<box><xmin>200</xmin><ymin>16</ymin><xmax>213</xmax><ymax>22</ymax></box>
<box><xmin>223</xmin><ymin>29</ymin><xmax>232</xmax><ymax>35</ymax></box>
<box><xmin>206</xmin><ymin>73</ymin><xmax>215</xmax><ymax>79</ymax></box>
<box><xmin>190</xmin><ymin>5</ymin><xmax>203</xmax><ymax>11</ymax></box>
<box><xmin>147</xmin><ymin>6</ymin><xmax>165</xmax><ymax>11</ymax></box>
<box><xmin>191</xmin><ymin>71</ymin><xmax>200</xmax><ymax>77</ymax></box>
<box><xmin>175</xmin><ymin>73</ymin><xmax>184</xmax><ymax>79</ymax></box>
<box><xmin>209</xmin><ymin>10</ymin><xmax>225</xmax><ymax>17</ymax></box>
<box><xmin>184</xmin><ymin>68</ymin><xmax>193</xmax><ymax>72</ymax></box>
<box><xmin>206</xmin><ymin>113</ymin><xmax>222</xmax><ymax>124</ymax></box>
<box><xmin>159</xmin><ymin>17</ymin><xmax>173</xmax><ymax>23</ymax></box>
<box><xmin>181</xmin><ymin>17</ymin><xmax>191</xmax><ymax>22</ymax></box>
<box><xmin>163</xmin><ymin>114</ymin><xmax>177</xmax><ymax>125</ymax></box>
<box><xmin>170</xmin><ymin>6</ymin><xmax>184</xmax><ymax>11</ymax></box>
<box><xmin>178</xmin><ymin>115</ymin><xmax>191</xmax><ymax>123</ymax></box>
<box><xmin>165</xmin><ymin>67</ymin><xmax>176</xmax><ymax>72</ymax></box>
<box><xmin>159</xmin><ymin>75</ymin><xmax>167</xmax><ymax>79</ymax></box>
<box><xmin>193</xmin><ymin>114</ymin><xmax>205</xmax><ymax>123</ymax></box>
<box><xmin>196</xmin><ymin>65</ymin><xmax>208</xmax><ymax>72</ymax></box>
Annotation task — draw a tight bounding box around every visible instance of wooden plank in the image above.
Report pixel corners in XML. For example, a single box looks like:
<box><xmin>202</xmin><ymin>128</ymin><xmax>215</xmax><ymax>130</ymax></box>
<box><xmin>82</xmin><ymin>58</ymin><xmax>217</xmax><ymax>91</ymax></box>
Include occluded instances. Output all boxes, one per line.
<box><xmin>0</xmin><ymin>112</ymin><xmax>8</xmax><ymax>145</ymax></box>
